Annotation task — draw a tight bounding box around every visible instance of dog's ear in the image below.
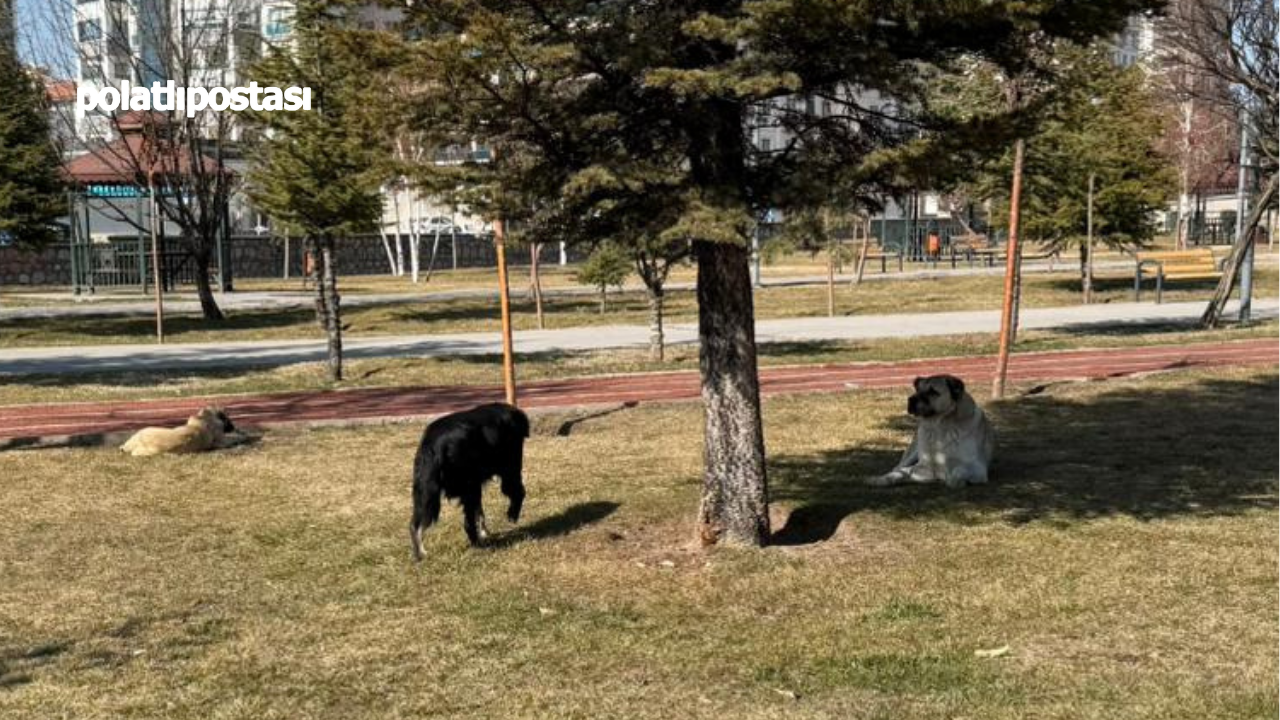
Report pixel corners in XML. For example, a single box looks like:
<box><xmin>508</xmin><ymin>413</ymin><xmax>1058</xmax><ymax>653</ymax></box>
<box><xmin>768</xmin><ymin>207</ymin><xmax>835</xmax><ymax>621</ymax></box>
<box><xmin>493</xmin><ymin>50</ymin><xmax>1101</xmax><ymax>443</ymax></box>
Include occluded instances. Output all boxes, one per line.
<box><xmin>945</xmin><ymin>376</ymin><xmax>965</xmax><ymax>400</ymax></box>
<box><xmin>913</xmin><ymin>376</ymin><xmax>926</xmax><ymax>392</ymax></box>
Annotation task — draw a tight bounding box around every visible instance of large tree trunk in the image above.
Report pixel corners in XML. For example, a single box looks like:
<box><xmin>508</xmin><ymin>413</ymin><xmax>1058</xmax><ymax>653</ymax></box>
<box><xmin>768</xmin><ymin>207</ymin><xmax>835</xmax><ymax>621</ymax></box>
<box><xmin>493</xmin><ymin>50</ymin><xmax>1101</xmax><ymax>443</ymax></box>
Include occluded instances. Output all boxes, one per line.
<box><xmin>646</xmin><ymin>283</ymin><xmax>665</xmax><ymax>361</ymax></box>
<box><xmin>694</xmin><ymin>240</ymin><xmax>769</xmax><ymax>547</ymax></box>
<box><xmin>319</xmin><ymin>234</ymin><xmax>343</xmax><ymax>381</ymax></box>
<box><xmin>192</xmin><ymin>243</ymin><xmax>224</xmax><ymax>321</ymax></box>
<box><xmin>1202</xmin><ymin>174</ymin><xmax>1276</xmax><ymax>328</ymax></box>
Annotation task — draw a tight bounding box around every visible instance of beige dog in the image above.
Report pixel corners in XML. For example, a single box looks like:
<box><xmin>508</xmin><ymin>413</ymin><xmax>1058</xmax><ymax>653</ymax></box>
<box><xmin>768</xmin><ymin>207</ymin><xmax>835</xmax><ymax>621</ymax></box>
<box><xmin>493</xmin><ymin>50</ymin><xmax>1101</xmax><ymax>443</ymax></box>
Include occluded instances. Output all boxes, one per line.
<box><xmin>120</xmin><ymin>407</ymin><xmax>237</xmax><ymax>457</ymax></box>
<box><xmin>868</xmin><ymin>375</ymin><xmax>995</xmax><ymax>488</ymax></box>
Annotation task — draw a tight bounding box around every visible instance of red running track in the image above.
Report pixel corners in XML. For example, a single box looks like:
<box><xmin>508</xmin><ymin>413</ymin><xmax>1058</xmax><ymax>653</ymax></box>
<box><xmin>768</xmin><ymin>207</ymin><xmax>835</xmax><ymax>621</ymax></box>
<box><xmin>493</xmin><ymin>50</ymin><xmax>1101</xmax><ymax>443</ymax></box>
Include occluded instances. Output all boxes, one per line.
<box><xmin>1</xmin><ymin>339</ymin><xmax>1275</xmax><ymax>445</ymax></box>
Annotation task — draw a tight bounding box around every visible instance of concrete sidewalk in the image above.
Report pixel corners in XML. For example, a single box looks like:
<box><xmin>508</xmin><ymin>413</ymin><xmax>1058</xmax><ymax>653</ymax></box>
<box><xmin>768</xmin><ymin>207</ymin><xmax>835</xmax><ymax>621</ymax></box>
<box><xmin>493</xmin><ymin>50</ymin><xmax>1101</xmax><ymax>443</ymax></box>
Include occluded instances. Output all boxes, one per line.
<box><xmin>1</xmin><ymin>299</ymin><xmax>1274</xmax><ymax>376</ymax></box>
<box><xmin>0</xmin><ymin>256</ymin><xmax>1120</xmax><ymax>320</ymax></box>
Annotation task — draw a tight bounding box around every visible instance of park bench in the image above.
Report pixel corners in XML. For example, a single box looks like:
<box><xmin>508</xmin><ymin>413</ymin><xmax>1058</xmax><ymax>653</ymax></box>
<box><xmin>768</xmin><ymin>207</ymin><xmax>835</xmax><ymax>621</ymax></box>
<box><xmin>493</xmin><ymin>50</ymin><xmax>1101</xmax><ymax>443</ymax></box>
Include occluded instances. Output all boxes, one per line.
<box><xmin>949</xmin><ymin>234</ymin><xmax>996</xmax><ymax>267</ymax></box>
<box><xmin>857</xmin><ymin>237</ymin><xmax>904</xmax><ymax>273</ymax></box>
<box><xmin>1134</xmin><ymin>248</ymin><xmax>1222</xmax><ymax>303</ymax></box>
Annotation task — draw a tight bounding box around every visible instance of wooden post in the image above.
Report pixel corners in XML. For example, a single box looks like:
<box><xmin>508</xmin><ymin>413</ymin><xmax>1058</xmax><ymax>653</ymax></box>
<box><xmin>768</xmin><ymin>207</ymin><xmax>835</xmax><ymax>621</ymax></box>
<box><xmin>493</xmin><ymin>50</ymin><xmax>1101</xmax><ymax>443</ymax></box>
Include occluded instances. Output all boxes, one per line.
<box><xmin>991</xmin><ymin>137</ymin><xmax>1025</xmax><ymax>400</ymax></box>
<box><xmin>147</xmin><ymin>173</ymin><xmax>165</xmax><ymax>344</ymax></box>
<box><xmin>494</xmin><ymin>217</ymin><xmax>517</xmax><ymax>405</ymax></box>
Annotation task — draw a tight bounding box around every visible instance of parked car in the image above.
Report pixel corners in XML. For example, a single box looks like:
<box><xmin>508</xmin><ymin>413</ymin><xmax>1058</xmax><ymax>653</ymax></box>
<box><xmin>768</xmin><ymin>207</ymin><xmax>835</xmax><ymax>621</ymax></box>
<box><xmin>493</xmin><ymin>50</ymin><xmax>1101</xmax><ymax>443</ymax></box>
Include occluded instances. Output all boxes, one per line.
<box><xmin>415</xmin><ymin>216</ymin><xmax>464</xmax><ymax>235</ymax></box>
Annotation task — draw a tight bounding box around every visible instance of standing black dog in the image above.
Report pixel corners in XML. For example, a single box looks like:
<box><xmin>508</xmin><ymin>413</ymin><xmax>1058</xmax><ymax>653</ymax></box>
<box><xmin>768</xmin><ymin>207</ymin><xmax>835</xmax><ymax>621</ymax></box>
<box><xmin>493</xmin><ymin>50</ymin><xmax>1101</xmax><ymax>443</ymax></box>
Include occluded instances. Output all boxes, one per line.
<box><xmin>410</xmin><ymin>403</ymin><xmax>529</xmax><ymax>560</ymax></box>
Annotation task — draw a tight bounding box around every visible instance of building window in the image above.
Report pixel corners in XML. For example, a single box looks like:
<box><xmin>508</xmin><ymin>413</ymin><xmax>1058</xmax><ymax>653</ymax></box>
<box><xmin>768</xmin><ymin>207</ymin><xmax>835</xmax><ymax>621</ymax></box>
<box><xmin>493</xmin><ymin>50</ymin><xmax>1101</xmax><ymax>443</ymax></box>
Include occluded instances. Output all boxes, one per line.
<box><xmin>265</xmin><ymin>7</ymin><xmax>293</xmax><ymax>39</ymax></box>
<box><xmin>760</xmin><ymin>137</ymin><xmax>772</xmax><ymax>152</ymax></box>
<box><xmin>81</xmin><ymin>62</ymin><xmax>105</xmax><ymax>83</ymax></box>
<box><xmin>78</xmin><ymin>19</ymin><xmax>102</xmax><ymax>42</ymax></box>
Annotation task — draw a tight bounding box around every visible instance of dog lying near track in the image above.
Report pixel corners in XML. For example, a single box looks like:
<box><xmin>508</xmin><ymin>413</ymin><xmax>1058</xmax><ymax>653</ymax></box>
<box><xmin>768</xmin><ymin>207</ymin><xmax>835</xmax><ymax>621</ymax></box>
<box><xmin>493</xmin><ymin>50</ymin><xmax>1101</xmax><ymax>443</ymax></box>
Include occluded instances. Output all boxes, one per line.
<box><xmin>868</xmin><ymin>374</ymin><xmax>995</xmax><ymax>488</ymax></box>
<box><xmin>120</xmin><ymin>406</ymin><xmax>238</xmax><ymax>457</ymax></box>
<box><xmin>410</xmin><ymin>403</ymin><xmax>529</xmax><ymax>560</ymax></box>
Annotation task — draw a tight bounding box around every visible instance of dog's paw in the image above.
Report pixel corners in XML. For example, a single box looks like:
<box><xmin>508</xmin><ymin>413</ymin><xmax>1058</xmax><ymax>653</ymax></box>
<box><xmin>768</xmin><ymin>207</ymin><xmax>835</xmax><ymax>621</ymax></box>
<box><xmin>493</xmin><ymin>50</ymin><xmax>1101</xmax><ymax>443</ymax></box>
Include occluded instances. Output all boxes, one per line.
<box><xmin>865</xmin><ymin>473</ymin><xmax>899</xmax><ymax>487</ymax></box>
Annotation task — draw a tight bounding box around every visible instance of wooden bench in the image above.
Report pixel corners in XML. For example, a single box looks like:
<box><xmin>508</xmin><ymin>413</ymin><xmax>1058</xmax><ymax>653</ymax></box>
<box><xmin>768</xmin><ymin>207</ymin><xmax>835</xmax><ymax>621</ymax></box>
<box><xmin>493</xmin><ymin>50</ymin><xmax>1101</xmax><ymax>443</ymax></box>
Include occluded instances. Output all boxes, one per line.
<box><xmin>1134</xmin><ymin>248</ymin><xmax>1222</xmax><ymax>303</ymax></box>
<box><xmin>857</xmin><ymin>237</ymin><xmax>903</xmax><ymax>273</ymax></box>
<box><xmin>948</xmin><ymin>234</ymin><xmax>990</xmax><ymax>266</ymax></box>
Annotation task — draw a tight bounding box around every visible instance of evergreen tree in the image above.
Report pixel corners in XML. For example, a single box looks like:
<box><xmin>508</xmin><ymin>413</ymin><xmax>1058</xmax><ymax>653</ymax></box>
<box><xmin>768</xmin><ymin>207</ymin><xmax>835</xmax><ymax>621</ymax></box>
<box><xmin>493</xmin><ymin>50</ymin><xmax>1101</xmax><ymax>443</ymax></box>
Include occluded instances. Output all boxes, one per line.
<box><xmin>0</xmin><ymin>45</ymin><xmax>64</xmax><ymax>248</ymax></box>
<box><xmin>574</xmin><ymin>242</ymin><xmax>631</xmax><ymax>314</ymax></box>
<box><xmin>398</xmin><ymin>0</ymin><xmax>1160</xmax><ymax>546</ymax></box>
<box><xmin>949</xmin><ymin>46</ymin><xmax>1174</xmax><ymax>290</ymax></box>
<box><xmin>245</xmin><ymin>0</ymin><xmax>385</xmax><ymax>382</ymax></box>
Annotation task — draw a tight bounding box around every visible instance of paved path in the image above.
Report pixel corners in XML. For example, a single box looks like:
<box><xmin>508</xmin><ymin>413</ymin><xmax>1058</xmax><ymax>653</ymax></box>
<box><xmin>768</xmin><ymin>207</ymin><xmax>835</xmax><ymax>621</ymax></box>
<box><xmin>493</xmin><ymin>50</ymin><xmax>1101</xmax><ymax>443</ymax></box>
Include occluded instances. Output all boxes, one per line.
<box><xmin>0</xmin><ymin>256</ymin><xmax>1126</xmax><ymax>320</ymax></box>
<box><xmin>0</xmin><ymin>339</ymin><xmax>1274</xmax><ymax>449</ymax></box>
<box><xmin>0</xmin><ymin>299</ymin><xmax>1275</xmax><ymax>376</ymax></box>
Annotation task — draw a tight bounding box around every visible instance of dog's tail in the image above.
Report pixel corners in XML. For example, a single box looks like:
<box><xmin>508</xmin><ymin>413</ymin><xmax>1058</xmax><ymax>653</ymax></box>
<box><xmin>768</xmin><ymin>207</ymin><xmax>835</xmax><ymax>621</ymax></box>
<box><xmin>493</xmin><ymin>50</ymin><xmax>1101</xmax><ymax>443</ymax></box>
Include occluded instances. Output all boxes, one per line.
<box><xmin>410</xmin><ymin>445</ymin><xmax>442</xmax><ymax>562</ymax></box>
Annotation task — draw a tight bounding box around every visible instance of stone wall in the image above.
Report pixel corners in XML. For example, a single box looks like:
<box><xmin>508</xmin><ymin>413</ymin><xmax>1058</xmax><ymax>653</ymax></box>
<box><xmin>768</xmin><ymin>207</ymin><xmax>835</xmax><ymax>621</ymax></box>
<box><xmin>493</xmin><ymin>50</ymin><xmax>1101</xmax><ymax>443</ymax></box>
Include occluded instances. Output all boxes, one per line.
<box><xmin>0</xmin><ymin>243</ymin><xmax>73</xmax><ymax>286</ymax></box>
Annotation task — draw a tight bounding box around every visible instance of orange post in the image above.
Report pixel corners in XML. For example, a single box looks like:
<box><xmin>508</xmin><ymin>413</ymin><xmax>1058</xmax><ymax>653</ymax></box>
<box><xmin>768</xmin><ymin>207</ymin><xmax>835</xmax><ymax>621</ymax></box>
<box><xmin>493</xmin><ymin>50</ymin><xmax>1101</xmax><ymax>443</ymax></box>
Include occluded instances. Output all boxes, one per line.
<box><xmin>992</xmin><ymin>137</ymin><xmax>1025</xmax><ymax>399</ymax></box>
<box><xmin>494</xmin><ymin>217</ymin><xmax>517</xmax><ymax>405</ymax></box>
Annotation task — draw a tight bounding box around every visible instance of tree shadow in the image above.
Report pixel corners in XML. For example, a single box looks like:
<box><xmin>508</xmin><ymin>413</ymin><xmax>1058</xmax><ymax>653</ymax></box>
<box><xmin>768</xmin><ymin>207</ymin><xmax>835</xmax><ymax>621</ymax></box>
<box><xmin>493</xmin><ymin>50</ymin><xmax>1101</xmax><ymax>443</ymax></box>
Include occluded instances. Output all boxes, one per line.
<box><xmin>489</xmin><ymin>501</ymin><xmax>620</xmax><ymax>548</ymax></box>
<box><xmin>770</xmin><ymin>375</ymin><xmax>1279</xmax><ymax>546</ymax></box>
<box><xmin>0</xmin><ymin>642</ymin><xmax>71</xmax><ymax>689</ymax></box>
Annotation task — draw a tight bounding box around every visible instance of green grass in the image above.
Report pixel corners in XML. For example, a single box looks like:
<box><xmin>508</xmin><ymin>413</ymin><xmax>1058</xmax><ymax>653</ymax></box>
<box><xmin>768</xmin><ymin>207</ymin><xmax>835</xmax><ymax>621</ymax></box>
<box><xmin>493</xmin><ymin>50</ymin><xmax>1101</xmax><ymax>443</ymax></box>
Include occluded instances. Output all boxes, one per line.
<box><xmin>0</xmin><ymin>366</ymin><xmax>1274</xmax><ymax>718</ymax></box>
<box><xmin>0</xmin><ymin>318</ymin><xmax>1274</xmax><ymax>406</ymax></box>
<box><xmin>1</xmin><ymin>267</ymin><xmax>1275</xmax><ymax>348</ymax></box>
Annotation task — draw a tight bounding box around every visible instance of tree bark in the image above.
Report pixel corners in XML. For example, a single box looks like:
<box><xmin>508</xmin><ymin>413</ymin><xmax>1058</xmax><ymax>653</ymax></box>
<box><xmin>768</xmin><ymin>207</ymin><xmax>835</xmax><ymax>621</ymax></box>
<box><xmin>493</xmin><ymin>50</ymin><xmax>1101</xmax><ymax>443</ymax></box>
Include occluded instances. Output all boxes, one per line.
<box><xmin>192</xmin><ymin>244</ymin><xmax>224</xmax><ymax>321</ymax></box>
<box><xmin>646</xmin><ymin>283</ymin><xmax>665</xmax><ymax>361</ymax></box>
<box><xmin>694</xmin><ymin>240</ymin><xmax>769</xmax><ymax>547</ymax></box>
<box><xmin>308</xmin><ymin>236</ymin><xmax>326</xmax><ymax>330</ymax></box>
<box><xmin>530</xmin><ymin>242</ymin><xmax>545</xmax><ymax>330</ymax></box>
<box><xmin>1202</xmin><ymin>173</ymin><xmax>1276</xmax><ymax>327</ymax></box>
<box><xmin>320</xmin><ymin>234</ymin><xmax>343</xmax><ymax>381</ymax></box>
<box><xmin>826</xmin><ymin>248</ymin><xmax>836</xmax><ymax>316</ymax></box>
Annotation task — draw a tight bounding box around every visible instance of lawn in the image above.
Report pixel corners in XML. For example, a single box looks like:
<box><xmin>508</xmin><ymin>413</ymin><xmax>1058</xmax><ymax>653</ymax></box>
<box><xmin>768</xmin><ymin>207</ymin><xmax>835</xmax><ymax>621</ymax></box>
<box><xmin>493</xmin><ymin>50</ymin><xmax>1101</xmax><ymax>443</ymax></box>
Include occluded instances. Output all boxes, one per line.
<box><xmin>2</xmin><ymin>266</ymin><xmax>1275</xmax><ymax>348</ymax></box>
<box><xmin>0</xmin><ymin>318</ymin><xmax>1274</xmax><ymax>406</ymax></box>
<box><xmin>0</xmin><ymin>365</ymin><xmax>1275</xmax><ymax>719</ymax></box>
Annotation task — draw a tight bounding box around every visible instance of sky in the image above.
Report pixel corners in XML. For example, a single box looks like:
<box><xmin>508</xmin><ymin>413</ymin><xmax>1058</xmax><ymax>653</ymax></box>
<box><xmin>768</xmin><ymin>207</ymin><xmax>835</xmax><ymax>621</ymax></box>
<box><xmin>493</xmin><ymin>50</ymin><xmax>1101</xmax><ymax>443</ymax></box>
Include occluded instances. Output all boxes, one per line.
<box><xmin>15</xmin><ymin>0</ymin><xmax>73</xmax><ymax>78</ymax></box>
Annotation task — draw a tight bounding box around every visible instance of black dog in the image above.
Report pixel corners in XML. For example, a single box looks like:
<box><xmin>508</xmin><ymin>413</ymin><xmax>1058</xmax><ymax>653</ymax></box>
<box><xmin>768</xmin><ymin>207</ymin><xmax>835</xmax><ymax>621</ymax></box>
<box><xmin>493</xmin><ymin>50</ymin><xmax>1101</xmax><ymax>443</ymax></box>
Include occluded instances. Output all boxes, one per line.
<box><xmin>410</xmin><ymin>403</ymin><xmax>529</xmax><ymax>560</ymax></box>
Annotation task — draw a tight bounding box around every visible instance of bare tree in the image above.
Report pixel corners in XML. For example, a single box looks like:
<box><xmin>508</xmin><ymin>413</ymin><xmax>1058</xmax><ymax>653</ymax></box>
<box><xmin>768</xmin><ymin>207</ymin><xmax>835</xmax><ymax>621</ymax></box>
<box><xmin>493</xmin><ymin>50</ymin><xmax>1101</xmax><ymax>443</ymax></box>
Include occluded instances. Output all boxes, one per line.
<box><xmin>1160</xmin><ymin>0</ymin><xmax>1278</xmax><ymax>326</ymax></box>
<box><xmin>44</xmin><ymin>0</ymin><xmax>266</xmax><ymax>319</ymax></box>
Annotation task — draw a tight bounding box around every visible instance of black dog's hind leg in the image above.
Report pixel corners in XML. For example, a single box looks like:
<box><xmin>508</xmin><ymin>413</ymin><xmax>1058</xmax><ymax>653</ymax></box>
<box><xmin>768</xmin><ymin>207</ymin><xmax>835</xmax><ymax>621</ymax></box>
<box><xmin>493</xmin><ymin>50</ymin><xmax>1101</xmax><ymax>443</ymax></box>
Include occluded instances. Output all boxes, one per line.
<box><xmin>461</xmin><ymin>491</ymin><xmax>487</xmax><ymax>546</ymax></box>
<box><xmin>500</xmin><ymin>470</ymin><xmax>525</xmax><ymax>523</ymax></box>
<box><xmin>410</xmin><ymin>460</ymin><xmax>443</xmax><ymax>562</ymax></box>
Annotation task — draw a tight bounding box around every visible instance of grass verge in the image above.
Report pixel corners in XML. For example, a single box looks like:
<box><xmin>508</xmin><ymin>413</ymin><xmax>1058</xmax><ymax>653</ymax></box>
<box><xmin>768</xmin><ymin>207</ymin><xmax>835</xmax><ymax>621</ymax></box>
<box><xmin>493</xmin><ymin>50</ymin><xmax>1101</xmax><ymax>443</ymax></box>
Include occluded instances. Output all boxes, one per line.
<box><xmin>0</xmin><ymin>366</ymin><xmax>1274</xmax><ymax>718</ymax></box>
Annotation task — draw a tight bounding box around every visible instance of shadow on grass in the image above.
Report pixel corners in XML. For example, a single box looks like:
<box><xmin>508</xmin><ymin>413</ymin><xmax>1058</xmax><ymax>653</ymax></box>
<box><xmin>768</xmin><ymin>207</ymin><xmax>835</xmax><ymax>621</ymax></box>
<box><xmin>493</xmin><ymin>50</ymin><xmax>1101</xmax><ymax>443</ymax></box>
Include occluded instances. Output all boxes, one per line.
<box><xmin>490</xmin><ymin>500</ymin><xmax>620</xmax><ymax>548</ymax></box>
<box><xmin>770</xmin><ymin>374</ymin><xmax>1279</xmax><ymax>545</ymax></box>
<box><xmin>0</xmin><ymin>641</ymin><xmax>71</xmax><ymax>689</ymax></box>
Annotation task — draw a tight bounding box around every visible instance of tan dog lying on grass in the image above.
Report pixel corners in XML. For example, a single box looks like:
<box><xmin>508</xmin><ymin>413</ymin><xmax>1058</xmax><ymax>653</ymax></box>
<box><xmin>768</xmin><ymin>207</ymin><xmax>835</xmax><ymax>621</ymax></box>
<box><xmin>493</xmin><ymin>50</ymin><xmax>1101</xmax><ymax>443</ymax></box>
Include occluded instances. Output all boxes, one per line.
<box><xmin>868</xmin><ymin>374</ymin><xmax>995</xmax><ymax>488</ymax></box>
<box><xmin>120</xmin><ymin>407</ymin><xmax>239</xmax><ymax>457</ymax></box>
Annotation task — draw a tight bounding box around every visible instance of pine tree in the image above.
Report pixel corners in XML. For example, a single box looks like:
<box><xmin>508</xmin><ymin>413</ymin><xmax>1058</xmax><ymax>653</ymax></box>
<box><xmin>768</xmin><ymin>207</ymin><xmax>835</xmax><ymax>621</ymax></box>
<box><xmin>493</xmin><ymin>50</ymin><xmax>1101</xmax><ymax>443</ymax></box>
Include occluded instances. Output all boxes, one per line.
<box><xmin>398</xmin><ymin>0</ymin><xmax>1160</xmax><ymax>546</ymax></box>
<box><xmin>0</xmin><ymin>44</ymin><xmax>64</xmax><ymax>248</ymax></box>
<box><xmin>949</xmin><ymin>45</ymin><xmax>1174</xmax><ymax>293</ymax></box>
<box><xmin>245</xmin><ymin>0</ymin><xmax>385</xmax><ymax>382</ymax></box>
<box><xmin>575</xmin><ymin>242</ymin><xmax>631</xmax><ymax>314</ymax></box>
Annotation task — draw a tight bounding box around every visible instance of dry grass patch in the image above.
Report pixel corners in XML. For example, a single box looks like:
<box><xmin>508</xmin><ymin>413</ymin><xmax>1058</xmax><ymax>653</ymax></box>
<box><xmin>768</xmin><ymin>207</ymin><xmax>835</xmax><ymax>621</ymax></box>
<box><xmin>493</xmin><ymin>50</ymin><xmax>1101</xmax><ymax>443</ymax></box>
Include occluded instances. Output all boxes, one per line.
<box><xmin>0</xmin><ymin>366</ymin><xmax>1275</xmax><ymax>718</ymax></box>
